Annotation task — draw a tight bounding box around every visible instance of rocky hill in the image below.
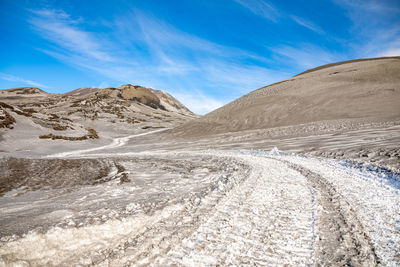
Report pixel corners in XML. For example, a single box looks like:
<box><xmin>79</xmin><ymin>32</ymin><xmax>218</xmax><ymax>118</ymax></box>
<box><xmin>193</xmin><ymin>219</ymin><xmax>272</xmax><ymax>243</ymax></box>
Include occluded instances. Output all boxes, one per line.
<box><xmin>0</xmin><ymin>87</ymin><xmax>49</xmax><ymax>98</ymax></box>
<box><xmin>63</xmin><ymin>87</ymin><xmax>99</xmax><ymax>97</ymax></box>
<box><xmin>0</xmin><ymin>84</ymin><xmax>196</xmax><ymax>156</ymax></box>
<box><xmin>61</xmin><ymin>85</ymin><xmax>193</xmax><ymax>116</ymax></box>
<box><xmin>148</xmin><ymin>88</ymin><xmax>193</xmax><ymax>115</ymax></box>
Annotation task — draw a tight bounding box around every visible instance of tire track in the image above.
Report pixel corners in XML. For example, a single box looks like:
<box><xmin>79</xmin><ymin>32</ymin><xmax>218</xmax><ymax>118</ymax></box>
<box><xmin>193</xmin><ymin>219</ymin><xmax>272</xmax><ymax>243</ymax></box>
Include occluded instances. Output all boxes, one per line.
<box><xmin>0</xmin><ymin>154</ymin><xmax>249</xmax><ymax>266</ymax></box>
<box><xmin>1</xmin><ymin>149</ymin><xmax>393</xmax><ymax>266</ymax></box>
<box><xmin>282</xmin><ymin>160</ymin><xmax>378</xmax><ymax>266</ymax></box>
<box><xmin>94</xmin><ymin>156</ymin><xmax>251</xmax><ymax>266</ymax></box>
<box><xmin>282</xmin><ymin>154</ymin><xmax>400</xmax><ymax>266</ymax></box>
<box><xmin>151</xmin><ymin>154</ymin><xmax>316</xmax><ymax>266</ymax></box>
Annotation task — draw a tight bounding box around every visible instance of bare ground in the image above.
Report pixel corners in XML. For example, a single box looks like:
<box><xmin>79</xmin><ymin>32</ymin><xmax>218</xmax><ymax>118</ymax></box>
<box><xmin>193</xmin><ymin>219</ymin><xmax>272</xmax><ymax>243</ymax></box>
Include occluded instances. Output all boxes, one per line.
<box><xmin>1</xmin><ymin>150</ymin><xmax>398</xmax><ymax>266</ymax></box>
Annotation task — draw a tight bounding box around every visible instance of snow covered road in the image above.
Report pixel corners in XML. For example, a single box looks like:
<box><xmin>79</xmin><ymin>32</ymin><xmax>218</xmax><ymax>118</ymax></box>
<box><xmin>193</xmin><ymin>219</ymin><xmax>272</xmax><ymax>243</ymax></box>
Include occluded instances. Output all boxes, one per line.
<box><xmin>47</xmin><ymin>128</ymin><xmax>169</xmax><ymax>158</ymax></box>
<box><xmin>154</xmin><ymin>155</ymin><xmax>317</xmax><ymax>266</ymax></box>
<box><xmin>1</xmin><ymin>147</ymin><xmax>399</xmax><ymax>266</ymax></box>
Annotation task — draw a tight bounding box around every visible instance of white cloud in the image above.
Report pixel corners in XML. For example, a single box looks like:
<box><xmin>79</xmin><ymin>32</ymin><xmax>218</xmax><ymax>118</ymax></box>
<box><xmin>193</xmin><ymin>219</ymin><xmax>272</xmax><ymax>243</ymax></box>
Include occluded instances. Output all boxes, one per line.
<box><xmin>135</xmin><ymin>12</ymin><xmax>231</xmax><ymax>56</ymax></box>
<box><xmin>29</xmin><ymin>9</ymin><xmax>114</xmax><ymax>62</ymax></box>
<box><xmin>172</xmin><ymin>92</ymin><xmax>226</xmax><ymax>115</ymax></box>
<box><xmin>234</xmin><ymin>0</ymin><xmax>326</xmax><ymax>37</ymax></box>
<box><xmin>362</xmin><ymin>32</ymin><xmax>400</xmax><ymax>58</ymax></box>
<box><xmin>378</xmin><ymin>48</ymin><xmax>400</xmax><ymax>57</ymax></box>
<box><xmin>291</xmin><ymin>16</ymin><xmax>325</xmax><ymax>35</ymax></box>
<box><xmin>97</xmin><ymin>82</ymin><xmax>109</xmax><ymax>88</ymax></box>
<box><xmin>234</xmin><ymin>0</ymin><xmax>279</xmax><ymax>21</ymax></box>
<box><xmin>27</xmin><ymin>8</ymin><xmax>289</xmax><ymax>113</ymax></box>
<box><xmin>370</xmin><ymin>36</ymin><xmax>400</xmax><ymax>58</ymax></box>
<box><xmin>270</xmin><ymin>44</ymin><xmax>341</xmax><ymax>70</ymax></box>
<box><xmin>334</xmin><ymin>0</ymin><xmax>400</xmax><ymax>15</ymax></box>
<box><xmin>0</xmin><ymin>72</ymin><xmax>48</xmax><ymax>88</ymax></box>
<box><xmin>333</xmin><ymin>0</ymin><xmax>400</xmax><ymax>58</ymax></box>
<box><xmin>201</xmin><ymin>61</ymin><xmax>288</xmax><ymax>94</ymax></box>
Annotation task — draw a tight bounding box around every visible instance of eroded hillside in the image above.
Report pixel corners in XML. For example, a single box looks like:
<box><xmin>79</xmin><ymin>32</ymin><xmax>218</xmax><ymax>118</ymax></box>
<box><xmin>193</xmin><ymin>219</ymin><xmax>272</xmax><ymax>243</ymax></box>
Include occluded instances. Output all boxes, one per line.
<box><xmin>0</xmin><ymin>84</ymin><xmax>196</xmax><ymax>156</ymax></box>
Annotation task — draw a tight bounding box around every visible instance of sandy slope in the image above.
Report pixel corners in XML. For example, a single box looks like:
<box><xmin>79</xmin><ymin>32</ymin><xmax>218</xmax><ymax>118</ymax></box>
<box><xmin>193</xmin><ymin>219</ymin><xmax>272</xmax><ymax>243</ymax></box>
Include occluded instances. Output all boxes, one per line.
<box><xmin>174</xmin><ymin>57</ymin><xmax>400</xmax><ymax>136</ymax></box>
<box><xmin>164</xmin><ymin>57</ymin><xmax>400</xmax><ymax>172</ymax></box>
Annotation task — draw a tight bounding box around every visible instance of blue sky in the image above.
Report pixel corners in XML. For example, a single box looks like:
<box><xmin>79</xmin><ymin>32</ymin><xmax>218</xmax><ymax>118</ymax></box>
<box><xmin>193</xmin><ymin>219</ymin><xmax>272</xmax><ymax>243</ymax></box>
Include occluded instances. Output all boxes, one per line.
<box><xmin>1</xmin><ymin>0</ymin><xmax>399</xmax><ymax>114</ymax></box>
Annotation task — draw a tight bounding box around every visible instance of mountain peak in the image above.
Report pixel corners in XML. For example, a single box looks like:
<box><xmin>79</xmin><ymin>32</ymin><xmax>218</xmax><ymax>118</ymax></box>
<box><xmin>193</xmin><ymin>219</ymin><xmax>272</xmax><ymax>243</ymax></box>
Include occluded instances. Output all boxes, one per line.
<box><xmin>0</xmin><ymin>87</ymin><xmax>48</xmax><ymax>95</ymax></box>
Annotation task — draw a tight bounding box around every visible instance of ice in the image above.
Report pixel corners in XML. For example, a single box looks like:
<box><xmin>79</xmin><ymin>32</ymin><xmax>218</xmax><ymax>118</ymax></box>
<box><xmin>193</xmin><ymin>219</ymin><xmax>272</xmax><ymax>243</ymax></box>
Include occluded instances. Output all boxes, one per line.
<box><xmin>268</xmin><ymin>146</ymin><xmax>281</xmax><ymax>155</ymax></box>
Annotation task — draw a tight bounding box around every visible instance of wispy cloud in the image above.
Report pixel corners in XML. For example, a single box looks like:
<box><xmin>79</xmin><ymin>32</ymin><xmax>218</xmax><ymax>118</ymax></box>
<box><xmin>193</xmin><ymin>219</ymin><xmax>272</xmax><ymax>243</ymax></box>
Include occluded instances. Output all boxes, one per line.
<box><xmin>97</xmin><ymin>81</ymin><xmax>110</xmax><ymax>88</ymax></box>
<box><xmin>363</xmin><ymin>33</ymin><xmax>400</xmax><ymax>58</ymax></box>
<box><xmin>333</xmin><ymin>0</ymin><xmax>400</xmax><ymax>58</ymax></box>
<box><xmin>291</xmin><ymin>16</ymin><xmax>325</xmax><ymax>35</ymax></box>
<box><xmin>270</xmin><ymin>44</ymin><xmax>342</xmax><ymax>70</ymax></box>
<box><xmin>172</xmin><ymin>92</ymin><xmax>226</xmax><ymax>115</ymax></box>
<box><xmin>378</xmin><ymin>48</ymin><xmax>400</xmax><ymax>57</ymax></box>
<box><xmin>201</xmin><ymin>61</ymin><xmax>287</xmax><ymax>93</ymax></box>
<box><xmin>234</xmin><ymin>0</ymin><xmax>325</xmax><ymax>36</ymax></box>
<box><xmin>234</xmin><ymin>0</ymin><xmax>279</xmax><ymax>22</ymax></box>
<box><xmin>29</xmin><ymin>9</ymin><xmax>114</xmax><ymax>62</ymax></box>
<box><xmin>27</xmin><ymin>8</ymin><xmax>284</xmax><ymax>114</ymax></box>
<box><xmin>0</xmin><ymin>72</ymin><xmax>48</xmax><ymax>88</ymax></box>
<box><xmin>334</xmin><ymin>0</ymin><xmax>400</xmax><ymax>15</ymax></box>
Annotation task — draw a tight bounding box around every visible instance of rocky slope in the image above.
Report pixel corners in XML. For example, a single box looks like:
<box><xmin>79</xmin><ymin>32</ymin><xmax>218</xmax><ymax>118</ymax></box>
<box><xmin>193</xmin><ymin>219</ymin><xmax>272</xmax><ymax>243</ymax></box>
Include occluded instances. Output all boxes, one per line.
<box><xmin>148</xmin><ymin>88</ymin><xmax>193</xmax><ymax>115</ymax></box>
<box><xmin>0</xmin><ymin>84</ymin><xmax>196</xmax><ymax>156</ymax></box>
<box><xmin>0</xmin><ymin>87</ymin><xmax>49</xmax><ymax>99</ymax></box>
<box><xmin>61</xmin><ymin>85</ymin><xmax>193</xmax><ymax>116</ymax></box>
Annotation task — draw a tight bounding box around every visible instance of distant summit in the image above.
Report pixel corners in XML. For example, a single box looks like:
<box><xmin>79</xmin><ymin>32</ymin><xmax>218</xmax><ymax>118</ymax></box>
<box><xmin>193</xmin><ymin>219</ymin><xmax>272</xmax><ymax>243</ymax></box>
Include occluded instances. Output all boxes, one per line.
<box><xmin>148</xmin><ymin>88</ymin><xmax>193</xmax><ymax>115</ymax></box>
<box><xmin>61</xmin><ymin>84</ymin><xmax>194</xmax><ymax>115</ymax></box>
<box><xmin>0</xmin><ymin>83</ymin><xmax>196</xmax><ymax>149</ymax></box>
<box><xmin>96</xmin><ymin>84</ymin><xmax>163</xmax><ymax>110</ymax></box>
<box><xmin>1</xmin><ymin>84</ymin><xmax>194</xmax><ymax>116</ymax></box>
<box><xmin>0</xmin><ymin>87</ymin><xmax>48</xmax><ymax>97</ymax></box>
<box><xmin>63</xmin><ymin>87</ymin><xmax>99</xmax><ymax>96</ymax></box>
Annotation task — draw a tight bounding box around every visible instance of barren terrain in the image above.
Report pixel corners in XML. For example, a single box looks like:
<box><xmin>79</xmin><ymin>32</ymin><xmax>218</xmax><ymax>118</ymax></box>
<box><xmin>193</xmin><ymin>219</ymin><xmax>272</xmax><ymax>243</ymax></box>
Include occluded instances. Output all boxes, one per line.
<box><xmin>0</xmin><ymin>57</ymin><xmax>399</xmax><ymax>266</ymax></box>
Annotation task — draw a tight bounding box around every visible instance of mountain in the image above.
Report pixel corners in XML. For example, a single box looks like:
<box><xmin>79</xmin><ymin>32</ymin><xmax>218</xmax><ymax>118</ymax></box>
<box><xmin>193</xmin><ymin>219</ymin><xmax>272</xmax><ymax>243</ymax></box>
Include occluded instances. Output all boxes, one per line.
<box><xmin>148</xmin><ymin>88</ymin><xmax>193</xmax><ymax>115</ymax></box>
<box><xmin>61</xmin><ymin>85</ymin><xmax>193</xmax><ymax>116</ymax></box>
<box><xmin>0</xmin><ymin>84</ymin><xmax>196</xmax><ymax>155</ymax></box>
<box><xmin>62</xmin><ymin>87</ymin><xmax>100</xmax><ymax>96</ymax></box>
<box><xmin>173</xmin><ymin>57</ymin><xmax>400</xmax><ymax>136</ymax></box>
<box><xmin>0</xmin><ymin>87</ymin><xmax>49</xmax><ymax>98</ymax></box>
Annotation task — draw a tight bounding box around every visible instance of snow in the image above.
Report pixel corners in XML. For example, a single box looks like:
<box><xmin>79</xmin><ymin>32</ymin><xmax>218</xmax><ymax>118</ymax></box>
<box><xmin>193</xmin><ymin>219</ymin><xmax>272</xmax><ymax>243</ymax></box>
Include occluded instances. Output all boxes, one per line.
<box><xmin>280</xmin><ymin>153</ymin><xmax>400</xmax><ymax>266</ymax></box>
<box><xmin>1</xmin><ymin>137</ymin><xmax>399</xmax><ymax>265</ymax></box>
<box><xmin>154</xmin><ymin>155</ymin><xmax>315</xmax><ymax>266</ymax></box>
<box><xmin>47</xmin><ymin>128</ymin><xmax>169</xmax><ymax>158</ymax></box>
